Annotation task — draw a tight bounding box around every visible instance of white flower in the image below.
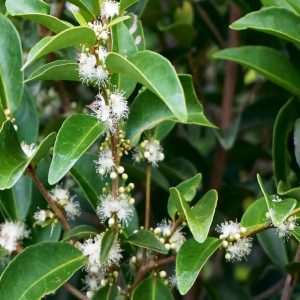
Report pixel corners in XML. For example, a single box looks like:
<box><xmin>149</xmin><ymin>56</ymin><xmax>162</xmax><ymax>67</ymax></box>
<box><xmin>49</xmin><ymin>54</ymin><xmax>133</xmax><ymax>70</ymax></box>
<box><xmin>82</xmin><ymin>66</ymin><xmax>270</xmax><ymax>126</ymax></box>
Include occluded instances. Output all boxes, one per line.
<box><xmin>97</xmin><ymin>194</ymin><xmax>134</xmax><ymax>225</ymax></box>
<box><xmin>33</xmin><ymin>209</ymin><xmax>47</xmax><ymax>223</ymax></box>
<box><xmin>276</xmin><ymin>215</ymin><xmax>298</xmax><ymax>238</ymax></box>
<box><xmin>98</xmin><ymin>46</ymin><xmax>108</xmax><ymax>62</ymax></box>
<box><xmin>138</xmin><ymin>139</ymin><xmax>164</xmax><ymax>167</ymax></box>
<box><xmin>169</xmin><ymin>274</ymin><xmax>178</xmax><ymax>289</ymax></box>
<box><xmin>88</xmin><ymin>94</ymin><xmax>110</xmax><ymax>122</ymax></box>
<box><xmin>226</xmin><ymin>237</ymin><xmax>253</xmax><ymax>262</ymax></box>
<box><xmin>95</xmin><ymin>149</ymin><xmax>115</xmax><ymax>176</ymax></box>
<box><xmin>78</xmin><ymin>52</ymin><xmax>97</xmax><ymax>83</ymax></box>
<box><xmin>216</xmin><ymin>220</ymin><xmax>244</xmax><ymax>239</ymax></box>
<box><xmin>64</xmin><ymin>197</ymin><xmax>81</xmax><ymax>220</ymax></box>
<box><xmin>109</xmin><ymin>90</ymin><xmax>129</xmax><ymax>120</ymax></box>
<box><xmin>50</xmin><ymin>185</ymin><xmax>70</xmax><ymax>206</ymax></box>
<box><xmin>0</xmin><ymin>221</ymin><xmax>30</xmax><ymax>253</ymax></box>
<box><xmin>21</xmin><ymin>142</ymin><xmax>36</xmax><ymax>157</ymax></box>
<box><xmin>169</xmin><ymin>226</ymin><xmax>186</xmax><ymax>252</ymax></box>
<box><xmin>101</xmin><ymin>1</ymin><xmax>119</xmax><ymax>19</ymax></box>
<box><xmin>80</xmin><ymin>233</ymin><xmax>122</xmax><ymax>273</ymax></box>
<box><xmin>94</xmin><ymin>66</ymin><xmax>109</xmax><ymax>86</ymax></box>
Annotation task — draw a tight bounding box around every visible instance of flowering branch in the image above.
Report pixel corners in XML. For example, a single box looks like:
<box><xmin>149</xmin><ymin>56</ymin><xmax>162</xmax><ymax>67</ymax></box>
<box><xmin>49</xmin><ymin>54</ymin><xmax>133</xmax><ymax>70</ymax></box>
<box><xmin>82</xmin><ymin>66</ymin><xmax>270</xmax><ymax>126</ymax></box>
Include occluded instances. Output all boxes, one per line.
<box><xmin>145</xmin><ymin>163</ymin><xmax>152</xmax><ymax>230</ymax></box>
<box><xmin>26</xmin><ymin>165</ymin><xmax>71</xmax><ymax>231</ymax></box>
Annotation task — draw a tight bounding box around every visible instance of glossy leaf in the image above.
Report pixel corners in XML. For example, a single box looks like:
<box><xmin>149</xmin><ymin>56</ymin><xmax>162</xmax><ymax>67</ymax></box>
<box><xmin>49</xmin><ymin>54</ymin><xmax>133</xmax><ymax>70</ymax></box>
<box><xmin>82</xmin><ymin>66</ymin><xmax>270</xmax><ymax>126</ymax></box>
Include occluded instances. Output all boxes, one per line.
<box><xmin>277</xmin><ymin>181</ymin><xmax>300</xmax><ymax>201</ymax></box>
<box><xmin>231</xmin><ymin>7</ymin><xmax>300</xmax><ymax>46</ymax></box>
<box><xmin>240</xmin><ymin>198</ymin><xmax>268</xmax><ymax>229</ymax></box>
<box><xmin>26</xmin><ymin>60</ymin><xmax>79</xmax><ymax>82</ymax></box>
<box><xmin>120</xmin><ymin>0</ymin><xmax>140</xmax><ymax>12</ymax></box>
<box><xmin>257</xmin><ymin>229</ymin><xmax>288</xmax><ymax>267</ymax></box>
<box><xmin>0</xmin><ymin>175</ymin><xmax>32</xmax><ymax>221</ymax></box>
<box><xmin>295</xmin><ymin>119</ymin><xmax>300</xmax><ymax>168</ymax></box>
<box><xmin>257</xmin><ymin>174</ymin><xmax>296</xmax><ymax>227</ymax></box>
<box><xmin>262</xmin><ymin>0</ymin><xmax>300</xmax><ymax>15</ymax></box>
<box><xmin>62</xmin><ymin>225</ymin><xmax>99</xmax><ymax>242</ymax></box>
<box><xmin>70</xmin><ymin>153</ymin><xmax>103</xmax><ymax>209</ymax></box>
<box><xmin>0</xmin><ymin>242</ymin><xmax>86</xmax><ymax>300</ymax></box>
<box><xmin>111</xmin><ymin>20</ymin><xmax>137</xmax><ymax>97</ymax></box>
<box><xmin>106</xmin><ymin>51</ymin><xmax>187</xmax><ymax>121</ymax></box>
<box><xmin>22</xmin><ymin>26</ymin><xmax>96</xmax><ymax>70</ymax></box>
<box><xmin>273</xmin><ymin>98</ymin><xmax>300</xmax><ymax>189</ymax></box>
<box><xmin>292</xmin><ymin>227</ymin><xmax>300</xmax><ymax>242</ymax></box>
<box><xmin>0</xmin><ymin>13</ymin><xmax>23</xmax><ymax>113</ymax></box>
<box><xmin>92</xmin><ymin>284</ymin><xmax>119</xmax><ymax>300</ymax></box>
<box><xmin>0</xmin><ymin>121</ymin><xmax>55</xmax><ymax>189</ymax></box>
<box><xmin>127</xmin><ymin>75</ymin><xmax>215</xmax><ymax>145</ymax></box>
<box><xmin>67</xmin><ymin>0</ymin><xmax>95</xmax><ymax>20</ymax></box>
<box><xmin>6</xmin><ymin>0</ymin><xmax>71</xmax><ymax>33</ymax></box>
<box><xmin>48</xmin><ymin>114</ymin><xmax>106</xmax><ymax>185</ymax></box>
<box><xmin>126</xmin><ymin>230</ymin><xmax>168</xmax><ymax>254</ymax></box>
<box><xmin>176</xmin><ymin>238</ymin><xmax>221</xmax><ymax>295</ymax></box>
<box><xmin>132</xmin><ymin>276</ymin><xmax>174</xmax><ymax>300</ymax></box>
<box><xmin>100</xmin><ymin>229</ymin><xmax>117</xmax><ymax>264</ymax></box>
<box><xmin>170</xmin><ymin>187</ymin><xmax>217</xmax><ymax>243</ymax></box>
<box><xmin>213</xmin><ymin>46</ymin><xmax>300</xmax><ymax>95</ymax></box>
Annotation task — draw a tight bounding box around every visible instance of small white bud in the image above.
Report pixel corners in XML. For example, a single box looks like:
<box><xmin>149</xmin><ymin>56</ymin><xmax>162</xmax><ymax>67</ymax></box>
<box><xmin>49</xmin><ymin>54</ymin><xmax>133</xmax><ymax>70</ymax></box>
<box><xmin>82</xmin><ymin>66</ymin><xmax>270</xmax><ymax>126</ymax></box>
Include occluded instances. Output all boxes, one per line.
<box><xmin>266</xmin><ymin>211</ymin><xmax>271</xmax><ymax>218</ymax></box>
<box><xmin>225</xmin><ymin>253</ymin><xmax>231</xmax><ymax>260</ymax></box>
<box><xmin>159</xmin><ymin>238</ymin><xmax>165</xmax><ymax>243</ymax></box>
<box><xmin>159</xmin><ymin>270</ymin><xmax>167</xmax><ymax>278</ymax></box>
<box><xmin>108</xmin><ymin>217</ymin><xmax>115</xmax><ymax>227</ymax></box>
<box><xmin>170</xmin><ymin>243</ymin><xmax>176</xmax><ymax>250</ymax></box>
<box><xmin>144</xmin><ymin>151</ymin><xmax>150</xmax><ymax>158</ymax></box>
<box><xmin>288</xmin><ymin>223</ymin><xmax>295</xmax><ymax>231</ymax></box>
<box><xmin>165</xmin><ymin>243</ymin><xmax>171</xmax><ymax>250</ymax></box>
<box><xmin>129</xmin><ymin>197</ymin><xmax>135</xmax><ymax>205</ymax></box>
<box><xmin>159</xmin><ymin>153</ymin><xmax>165</xmax><ymax>160</ymax></box>
<box><xmin>122</xmin><ymin>173</ymin><xmax>128</xmax><ymax>180</ymax></box>
<box><xmin>128</xmin><ymin>183</ymin><xmax>135</xmax><ymax>189</ymax></box>
<box><xmin>240</xmin><ymin>227</ymin><xmax>247</xmax><ymax>233</ymax></box>
<box><xmin>101</xmin><ymin>279</ymin><xmax>107</xmax><ymax>286</ymax></box>
<box><xmin>99</xmin><ymin>168</ymin><xmax>105</xmax><ymax>175</ymax></box>
<box><xmin>110</xmin><ymin>172</ymin><xmax>117</xmax><ymax>179</ymax></box>
<box><xmin>154</xmin><ymin>227</ymin><xmax>161</xmax><ymax>235</ymax></box>
<box><xmin>163</xmin><ymin>229</ymin><xmax>171</xmax><ymax>237</ymax></box>
<box><xmin>234</xmin><ymin>233</ymin><xmax>241</xmax><ymax>240</ymax></box>
<box><xmin>118</xmin><ymin>166</ymin><xmax>125</xmax><ymax>174</ymax></box>
<box><xmin>219</xmin><ymin>234</ymin><xmax>224</xmax><ymax>240</ymax></box>
<box><xmin>131</xmin><ymin>256</ymin><xmax>137</xmax><ymax>263</ymax></box>
<box><xmin>222</xmin><ymin>240</ymin><xmax>229</xmax><ymax>248</ymax></box>
<box><xmin>119</xmin><ymin>187</ymin><xmax>125</xmax><ymax>193</ymax></box>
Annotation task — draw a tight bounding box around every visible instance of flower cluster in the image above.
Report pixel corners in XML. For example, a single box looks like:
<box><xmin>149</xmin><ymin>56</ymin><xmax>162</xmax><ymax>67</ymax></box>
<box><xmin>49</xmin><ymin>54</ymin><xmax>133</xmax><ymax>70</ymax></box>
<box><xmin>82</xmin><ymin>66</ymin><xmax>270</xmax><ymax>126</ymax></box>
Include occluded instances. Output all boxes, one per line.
<box><xmin>80</xmin><ymin>233</ymin><xmax>122</xmax><ymax>298</ymax></box>
<box><xmin>97</xmin><ymin>194</ymin><xmax>134</xmax><ymax>226</ymax></box>
<box><xmin>21</xmin><ymin>142</ymin><xmax>36</xmax><ymax>158</ymax></box>
<box><xmin>216</xmin><ymin>220</ymin><xmax>252</xmax><ymax>262</ymax></box>
<box><xmin>50</xmin><ymin>185</ymin><xmax>81</xmax><ymax>220</ymax></box>
<box><xmin>153</xmin><ymin>219</ymin><xmax>186</xmax><ymax>252</ymax></box>
<box><xmin>0</xmin><ymin>221</ymin><xmax>30</xmax><ymax>253</ymax></box>
<box><xmin>33</xmin><ymin>209</ymin><xmax>57</xmax><ymax>228</ymax></box>
<box><xmin>134</xmin><ymin>139</ymin><xmax>165</xmax><ymax>167</ymax></box>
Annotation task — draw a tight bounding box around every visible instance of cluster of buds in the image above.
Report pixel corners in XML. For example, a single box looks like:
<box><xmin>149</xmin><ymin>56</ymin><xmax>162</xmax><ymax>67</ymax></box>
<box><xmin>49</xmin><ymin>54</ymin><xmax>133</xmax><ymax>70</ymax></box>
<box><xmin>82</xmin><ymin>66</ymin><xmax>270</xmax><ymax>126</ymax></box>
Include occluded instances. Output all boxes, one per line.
<box><xmin>217</xmin><ymin>221</ymin><xmax>252</xmax><ymax>262</ymax></box>
<box><xmin>21</xmin><ymin>141</ymin><xmax>37</xmax><ymax>158</ymax></box>
<box><xmin>33</xmin><ymin>209</ymin><xmax>57</xmax><ymax>228</ymax></box>
<box><xmin>134</xmin><ymin>139</ymin><xmax>165</xmax><ymax>167</ymax></box>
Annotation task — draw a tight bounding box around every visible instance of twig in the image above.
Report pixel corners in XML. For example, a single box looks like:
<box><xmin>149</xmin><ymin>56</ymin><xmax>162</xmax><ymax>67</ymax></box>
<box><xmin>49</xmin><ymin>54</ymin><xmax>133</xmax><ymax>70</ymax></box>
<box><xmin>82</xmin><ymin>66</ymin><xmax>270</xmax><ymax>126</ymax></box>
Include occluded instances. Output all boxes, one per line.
<box><xmin>145</xmin><ymin>164</ymin><xmax>152</xmax><ymax>230</ymax></box>
<box><xmin>254</xmin><ymin>280</ymin><xmax>284</xmax><ymax>300</ymax></box>
<box><xmin>63</xmin><ymin>283</ymin><xmax>87</xmax><ymax>300</ymax></box>
<box><xmin>56</xmin><ymin>0</ymin><xmax>66</xmax><ymax>19</ymax></box>
<box><xmin>110</xmin><ymin>129</ymin><xmax>120</xmax><ymax>197</ymax></box>
<box><xmin>26</xmin><ymin>166</ymin><xmax>71</xmax><ymax>231</ymax></box>
<box><xmin>194</xmin><ymin>3</ymin><xmax>226</xmax><ymax>49</ymax></box>
<box><xmin>209</xmin><ymin>4</ymin><xmax>241</xmax><ymax>190</ymax></box>
<box><xmin>281</xmin><ymin>245</ymin><xmax>300</xmax><ymax>300</ymax></box>
<box><xmin>131</xmin><ymin>256</ymin><xmax>176</xmax><ymax>291</ymax></box>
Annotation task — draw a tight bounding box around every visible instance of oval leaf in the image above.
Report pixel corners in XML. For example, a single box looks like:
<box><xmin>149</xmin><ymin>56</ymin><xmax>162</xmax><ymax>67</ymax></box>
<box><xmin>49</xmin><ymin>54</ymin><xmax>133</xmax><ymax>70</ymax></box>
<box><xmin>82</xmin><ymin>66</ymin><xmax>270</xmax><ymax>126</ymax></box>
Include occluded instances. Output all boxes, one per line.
<box><xmin>106</xmin><ymin>51</ymin><xmax>187</xmax><ymax>121</ymax></box>
<box><xmin>0</xmin><ymin>242</ymin><xmax>86</xmax><ymax>300</ymax></box>
<box><xmin>0</xmin><ymin>13</ymin><xmax>23</xmax><ymax>113</ymax></box>
<box><xmin>22</xmin><ymin>26</ymin><xmax>96</xmax><ymax>70</ymax></box>
<box><xmin>48</xmin><ymin>114</ymin><xmax>106</xmax><ymax>185</ymax></box>
<box><xmin>92</xmin><ymin>284</ymin><xmax>119</xmax><ymax>300</ymax></box>
<box><xmin>62</xmin><ymin>225</ymin><xmax>99</xmax><ymax>242</ymax></box>
<box><xmin>126</xmin><ymin>230</ymin><xmax>168</xmax><ymax>254</ymax></box>
<box><xmin>213</xmin><ymin>46</ymin><xmax>300</xmax><ymax>95</ymax></box>
<box><xmin>100</xmin><ymin>229</ymin><xmax>117</xmax><ymax>264</ymax></box>
<box><xmin>176</xmin><ymin>238</ymin><xmax>221</xmax><ymax>295</ymax></box>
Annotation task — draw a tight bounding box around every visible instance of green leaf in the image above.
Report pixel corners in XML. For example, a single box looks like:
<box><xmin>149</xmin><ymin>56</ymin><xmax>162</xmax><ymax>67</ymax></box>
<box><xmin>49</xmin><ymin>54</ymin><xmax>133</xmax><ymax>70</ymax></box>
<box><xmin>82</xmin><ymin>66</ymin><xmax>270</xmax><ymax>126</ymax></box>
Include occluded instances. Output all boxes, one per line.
<box><xmin>213</xmin><ymin>46</ymin><xmax>300</xmax><ymax>95</ymax></box>
<box><xmin>257</xmin><ymin>174</ymin><xmax>296</xmax><ymax>227</ymax></box>
<box><xmin>240</xmin><ymin>198</ymin><xmax>268</xmax><ymax>229</ymax></box>
<box><xmin>262</xmin><ymin>0</ymin><xmax>300</xmax><ymax>15</ymax></box>
<box><xmin>67</xmin><ymin>0</ymin><xmax>95</xmax><ymax>20</ymax></box>
<box><xmin>277</xmin><ymin>181</ymin><xmax>300</xmax><ymax>201</ymax></box>
<box><xmin>0</xmin><ymin>175</ymin><xmax>32</xmax><ymax>221</ymax></box>
<box><xmin>31</xmin><ymin>132</ymin><xmax>56</xmax><ymax>164</ymax></box>
<box><xmin>15</xmin><ymin>88</ymin><xmax>39</xmax><ymax>144</ymax></box>
<box><xmin>127</xmin><ymin>74</ymin><xmax>215</xmax><ymax>145</ymax></box>
<box><xmin>132</xmin><ymin>276</ymin><xmax>174</xmax><ymax>300</ymax></box>
<box><xmin>0</xmin><ymin>121</ymin><xmax>55</xmax><ymax>190</ymax></box>
<box><xmin>292</xmin><ymin>227</ymin><xmax>300</xmax><ymax>242</ymax></box>
<box><xmin>0</xmin><ymin>13</ymin><xmax>23</xmax><ymax>113</ymax></box>
<box><xmin>176</xmin><ymin>238</ymin><xmax>221</xmax><ymax>295</ymax></box>
<box><xmin>26</xmin><ymin>60</ymin><xmax>79</xmax><ymax>82</ymax></box>
<box><xmin>273</xmin><ymin>98</ymin><xmax>300</xmax><ymax>187</ymax></box>
<box><xmin>111</xmin><ymin>20</ymin><xmax>137</xmax><ymax>97</ymax></box>
<box><xmin>6</xmin><ymin>0</ymin><xmax>71</xmax><ymax>33</ymax></box>
<box><xmin>294</xmin><ymin>119</ymin><xmax>300</xmax><ymax>169</ymax></box>
<box><xmin>92</xmin><ymin>284</ymin><xmax>119</xmax><ymax>300</ymax></box>
<box><xmin>62</xmin><ymin>225</ymin><xmax>99</xmax><ymax>242</ymax></box>
<box><xmin>0</xmin><ymin>242</ymin><xmax>86</xmax><ymax>300</ymax></box>
<box><xmin>70</xmin><ymin>153</ymin><xmax>103</xmax><ymax>209</ymax></box>
<box><xmin>22</xmin><ymin>26</ymin><xmax>96</xmax><ymax>70</ymax></box>
<box><xmin>170</xmin><ymin>187</ymin><xmax>218</xmax><ymax>243</ymax></box>
<box><xmin>100</xmin><ymin>229</ymin><xmax>117</xmax><ymax>264</ymax></box>
<box><xmin>106</xmin><ymin>51</ymin><xmax>187</xmax><ymax>121</ymax></box>
<box><xmin>48</xmin><ymin>114</ymin><xmax>106</xmax><ymax>185</ymax></box>
<box><xmin>120</xmin><ymin>0</ymin><xmax>140</xmax><ymax>12</ymax></box>
<box><xmin>124</xmin><ymin>13</ymin><xmax>145</xmax><ymax>51</ymax></box>
<box><xmin>231</xmin><ymin>7</ymin><xmax>300</xmax><ymax>46</ymax></box>
<box><xmin>257</xmin><ymin>229</ymin><xmax>288</xmax><ymax>267</ymax></box>
<box><xmin>126</xmin><ymin>230</ymin><xmax>168</xmax><ymax>254</ymax></box>
<box><xmin>168</xmin><ymin>173</ymin><xmax>202</xmax><ymax>219</ymax></box>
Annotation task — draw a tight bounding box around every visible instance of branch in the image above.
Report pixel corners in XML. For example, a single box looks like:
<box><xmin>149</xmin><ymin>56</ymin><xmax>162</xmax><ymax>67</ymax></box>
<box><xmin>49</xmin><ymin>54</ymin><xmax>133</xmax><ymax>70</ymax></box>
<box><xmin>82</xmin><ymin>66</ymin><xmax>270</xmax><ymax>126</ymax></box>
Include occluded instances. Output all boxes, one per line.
<box><xmin>63</xmin><ymin>283</ymin><xmax>87</xmax><ymax>300</ymax></box>
<box><xmin>26</xmin><ymin>166</ymin><xmax>71</xmax><ymax>231</ymax></box>
<box><xmin>145</xmin><ymin>164</ymin><xmax>152</xmax><ymax>230</ymax></box>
